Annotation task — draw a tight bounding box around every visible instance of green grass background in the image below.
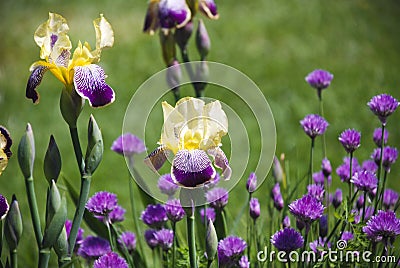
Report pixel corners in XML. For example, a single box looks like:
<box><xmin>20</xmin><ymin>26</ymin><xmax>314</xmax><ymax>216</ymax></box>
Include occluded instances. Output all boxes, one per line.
<box><xmin>1</xmin><ymin>0</ymin><xmax>400</xmax><ymax>266</ymax></box>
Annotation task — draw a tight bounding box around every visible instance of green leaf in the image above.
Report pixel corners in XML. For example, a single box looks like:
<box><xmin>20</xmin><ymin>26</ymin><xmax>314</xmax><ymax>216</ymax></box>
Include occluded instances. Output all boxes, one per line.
<box><xmin>63</xmin><ymin>176</ymin><xmax>108</xmax><ymax>238</ymax></box>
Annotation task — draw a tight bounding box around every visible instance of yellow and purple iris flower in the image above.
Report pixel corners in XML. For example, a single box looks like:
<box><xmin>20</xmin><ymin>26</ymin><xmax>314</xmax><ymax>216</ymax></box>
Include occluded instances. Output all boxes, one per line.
<box><xmin>26</xmin><ymin>13</ymin><xmax>115</xmax><ymax>108</ymax></box>
<box><xmin>143</xmin><ymin>0</ymin><xmax>219</xmax><ymax>34</ymax></box>
<box><xmin>146</xmin><ymin>97</ymin><xmax>231</xmax><ymax>188</ymax></box>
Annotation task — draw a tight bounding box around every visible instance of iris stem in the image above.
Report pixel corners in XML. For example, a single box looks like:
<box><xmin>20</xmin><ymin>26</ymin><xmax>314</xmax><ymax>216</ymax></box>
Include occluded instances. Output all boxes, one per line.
<box><xmin>374</xmin><ymin>124</ymin><xmax>385</xmax><ymax>214</ymax></box>
<box><xmin>187</xmin><ymin>207</ymin><xmax>197</xmax><ymax>268</ymax></box>
<box><xmin>172</xmin><ymin>221</ymin><xmax>176</xmax><ymax>268</ymax></box>
<box><xmin>25</xmin><ymin>175</ymin><xmax>43</xmax><ymax>247</ymax></box>
<box><xmin>179</xmin><ymin>47</ymin><xmax>205</xmax><ymax>98</ymax></box>
<box><xmin>38</xmin><ymin>248</ymin><xmax>50</xmax><ymax>268</ymax></box>
<box><xmin>69</xmin><ymin>127</ymin><xmax>85</xmax><ymax>175</ymax></box>
<box><xmin>10</xmin><ymin>249</ymin><xmax>17</xmax><ymax>268</ymax></box>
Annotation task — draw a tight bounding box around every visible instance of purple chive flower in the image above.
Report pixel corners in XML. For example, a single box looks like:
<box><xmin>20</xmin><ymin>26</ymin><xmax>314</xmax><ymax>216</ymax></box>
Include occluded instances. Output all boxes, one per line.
<box><xmin>249</xmin><ymin>197</ymin><xmax>260</xmax><ymax>220</ymax></box>
<box><xmin>86</xmin><ymin>191</ymin><xmax>118</xmax><ymax>218</ymax></box>
<box><xmin>140</xmin><ymin>204</ymin><xmax>168</xmax><ymax>228</ymax></box>
<box><xmin>271</xmin><ymin>183</ymin><xmax>284</xmax><ymax>211</ymax></box>
<box><xmin>289</xmin><ymin>195</ymin><xmax>325</xmax><ymax>226</ymax></box>
<box><xmin>0</xmin><ymin>194</ymin><xmax>9</xmax><ymax>220</ymax></box>
<box><xmin>312</xmin><ymin>171</ymin><xmax>325</xmax><ymax>185</ymax></box>
<box><xmin>307</xmin><ymin>184</ymin><xmax>325</xmax><ymax>201</ymax></box>
<box><xmin>371</xmin><ymin>146</ymin><xmax>398</xmax><ymax>172</ymax></box>
<box><xmin>341</xmin><ymin>231</ymin><xmax>354</xmax><ymax>242</ymax></box>
<box><xmin>332</xmin><ymin>188</ymin><xmax>343</xmax><ymax>209</ymax></box>
<box><xmin>206</xmin><ymin>187</ymin><xmax>229</xmax><ymax>210</ymax></box>
<box><xmin>165</xmin><ymin>199</ymin><xmax>185</xmax><ymax>223</ymax></box>
<box><xmin>300</xmin><ymin>114</ymin><xmax>329</xmax><ymax>139</ymax></box>
<box><xmin>321</xmin><ymin>158</ymin><xmax>332</xmax><ymax>177</ymax></box>
<box><xmin>218</xmin><ymin>236</ymin><xmax>247</xmax><ymax>267</ymax></box>
<box><xmin>362</xmin><ymin>159</ymin><xmax>378</xmax><ymax>173</ymax></box>
<box><xmin>96</xmin><ymin>205</ymin><xmax>126</xmax><ymax>223</ymax></box>
<box><xmin>336</xmin><ymin>156</ymin><xmax>361</xmax><ymax>183</ymax></box>
<box><xmin>351</xmin><ymin>170</ymin><xmax>378</xmax><ymax>193</ymax></box>
<box><xmin>271</xmin><ymin>228</ymin><xmax>304</xmax><ymax>253</ymax></box>
<box><xmin>65</xmin><ymin>219</ymin><xmax>84</xmax><ymax>245</ymax></box>
<box><xmin>238</xmin><ymin>255</ymin><xmax>250</xmax><ymax>268</ymax></box>
<box><xmin>111</xmin><ymin>133</ymin><xmax>146</xmax><ymax>157</ymax></box>
<box><xmin>200</xmin><ymin>207</ymin><xmax>216</xmax><ymax>223</ymax></box>
<box><xmin>246</xmin><ymin>172</ymin><xmax>257</xmax><ymax>193</ymax></box>
<box><xmin>363</xmin><ymin>210</ymin><xmax>400</xmax><ymax>245</ymax></box>
<box><xmin>309</xmin><ymin>237</ymin><xmax>331</xmax><ymax>256</ymax></box>
<box><xmin>118</xmin><ymin>231</ymin><xmax>136</xmax><ymax>253</ymax></box>
<box><xmin>154</xmin><ymin>229</ymin><xmax>174</xmax><ymax>251</ymax></box>
<box><xmin>283</xmin><ymin>216</ymin><xmax>291</xmax><ymax>228</ymax></box>
<box><xmin>383</xmin><ymin>189</ymin><xmax>399</xmax><ymax>210</ymax></box>
<box><xmin>305</xmin><ymin>69</ymin><xmax>334</xmax><ymax>91</ymax></box>
<box><xmin>78</xmin><ymin>236</ymin><xmax>111</xmax><ymax>260</ymax></box>
<box><xmin>157</xmin><ymin>174</ymin><xmax>179</xmax><ymax>197</ymax></box>
<box><xmin>373</xmin><ymin>128</ymin><xmax>389</xmax><ymax>147</ymax></box>
<box><xmin>367</xmin><ymin>94</ymin><xmax>399</xmax><ymax>125</ymax></box>
<box><xmin>356</xmin><ymin>195</ymin><xmax>365</xmax><ymax>210</ymax></box>
<box><xmin>359</xmin><ymin>206</ymin><xmax>374</xmax><ymax>222</ymax></box>
<box><xmin>338</xmin><ymin>129</ymin><xmax>361</xmax><ymax>153</ymax></box>
<box><xmin>93</xmin><ymin>252</ymin><xmax>128</xmax><ymax>268</ymax></box>
<box><xmin>319</xmin><ymin>215</ymin><xmax>328</xmax><ymax>237</ymax></box>
<box><xmin>144</xmin><ymin>229</ymin><xmax>159</xmax><ymax>249</ymax></box>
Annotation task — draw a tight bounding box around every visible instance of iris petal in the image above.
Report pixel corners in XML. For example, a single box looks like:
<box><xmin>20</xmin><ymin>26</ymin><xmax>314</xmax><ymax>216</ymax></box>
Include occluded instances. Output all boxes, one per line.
<box><xmin>159</xmin><ymin>0</ymin><xmax>191</xmax><ymax>29</ymax></box>
<box><xmin>207</xmin><ymin>147</ymin><xmax>231</xmax><ymax>180</ymax></box>
<box><xmin>199</xmin><ymin>0</ymin><xmax>219</xmax><ymax>19</ymax></box>
<box><xmin>171</xmin><ymin>149</ymin><xmax>216</xmax><ymax>187</ymax></box>
<box><xmin>143</xmin><ymin>0</ymin><xmax>160</xmax><ymax>34</ymax></box>
<box><xmin>73</xmin><ymin>64</ymin><xmax>115</xmax><ymax>107</ymax></box>
<box><xmin>145</xmin><ymin>146</ymin><xmax>170</xmax><ymax>172</ymax></box>
<box><xmin>26</xmin><ymin>65</ymin><xmax>49</xmax><ymax>104</ymax></box>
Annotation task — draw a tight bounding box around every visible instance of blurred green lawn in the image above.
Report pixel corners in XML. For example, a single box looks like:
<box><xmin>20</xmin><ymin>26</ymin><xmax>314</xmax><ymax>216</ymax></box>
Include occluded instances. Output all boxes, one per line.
<box><xmin>1</xmin><ymin>0</ymin><xmax>400</xmax><ymax>265</ymax></box>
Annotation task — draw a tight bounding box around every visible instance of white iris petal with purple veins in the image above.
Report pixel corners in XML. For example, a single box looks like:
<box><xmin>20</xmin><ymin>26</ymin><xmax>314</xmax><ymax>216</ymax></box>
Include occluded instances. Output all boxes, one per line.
<box><xmin>74</xmin><ymin>64</ymin><xmax>115</xmax><ymax>107</ymax></box>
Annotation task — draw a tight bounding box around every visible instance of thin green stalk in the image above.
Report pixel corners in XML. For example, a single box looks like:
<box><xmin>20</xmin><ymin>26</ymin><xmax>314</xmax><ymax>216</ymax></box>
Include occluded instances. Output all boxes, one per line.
<box><xmin>349</xmin><ymin>152</ymin><xmax>354</xmax><ymax>197</ymax></box>
<box><xmin>69</xmin><ymin>127</ymin><xmax>85</xmax><ymax>175</ymax></box>
<box><xmin>362</xmin><ymin>191</ymin><xmax>367</xmax><ymax>222</ymax></box>
<box><xmin>106</xmin><ymin>221</ymin><xmax>115</xmax><ymax>251</ymax></box>
<box><xmin>10</xmin><ymin>249</ymin><xmax>17</xmax><ymax>268</ymax></box>
<box><xmin>374</xmin><ymin>124</ymin><xmax>385</xmax><ymax>213</ymax></box>
<box><xmin>25</xmin><ymin>175</ymin><xmax>43</xmax><ymax>246</ymax></box>
<box><xmin>38</xmin><ymin>248</ymin><xmax>51</xmax><ymax>268</ymax></box>
<box><xmin>221</xmin><ymin>209</ymin><xmax>228</xmax><ymax>238</ymax></box>
<box><xmin>172</xmin><ymin>222</ymin><xmax>176</xmax><ymax>268</ymax></box>
<box><xmin>318</xmin><ymin>90</ymin><xmax>326</xmax><ymax>157</ymax></box>
<box><xmin>187</xmin><ymin>207</ymin><xmax>197</xmax><ymax>268</ymax></box>
<box><xmin>207</xmin><ymin>260</ymin><xmax>213</xmax><ymax>268</ymax></box>
<box><xmin>378</xmin><ymin>170</ymin><xmax>388</xmax><ymax>211</ymax></box>
<box><xmin>308</xmin><ymin>138</ymin><xmax>315</xmax><ymax>188</ymax></box>
<box><xmin>247</xmin><ymin>194</ymin><xmax>251</xmax><ymax>259</ymax></box>
<box><xmin>68</xmin><ymin>176</ymin><xmax>91</xmax><ymax>253</ymax></box>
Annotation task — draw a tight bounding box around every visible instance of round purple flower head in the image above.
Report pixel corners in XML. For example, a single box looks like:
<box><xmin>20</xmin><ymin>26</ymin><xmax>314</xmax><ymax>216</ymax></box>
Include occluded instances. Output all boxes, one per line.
<box><xmin>246</xmin><ymin>172</ymin><xmax>257</xmax><ymax>193</ymax></box>
<box><xmin>239</xmin><ymin>255</ymin><xmax>250</xmax><ymax>268</ymax></box>
<box><xmin>96</xmin><ymin>205</ymin><xmax>126</xmax><ymax>223</ymax></box>
<box><xmin>206</xmin><ymin>187</ymin><xmax>229</xmax><ymax>210</ymax></box>
<box><xmin>289</xmin><ymin>194</ymin><xmax>325</xmax><ymax>225</ymax></box>
<box><xmin>362</xmin><ymin>159</ymin><xmax>378</xmax><ymax>173</ymax></box>
<box><xmin>368</xmin><ymin>94</ymin><xmax>399</xmax><ymax>125</ymax></box>
<box><xmin>271</xmin><ymin>228</ymin><xmax>304</xmax><ymax>253</ymax></box>
<box><xmin>338</xmin><ymin>129</ymin><xmax>361</xmax><ymax>154</ymax></box>
<box><xmin>249</xmin><ymin>197</ymin><xmax>260</xmax><ymax>220</ymax></box>
<box><xmin>118</xmin><ymin>231</ymin><xmax>136</xmax><ymax>253</ymax></box>
<box><xmin>144</xmin><ymin>229</ymin><xmax>159</xmax><ymax>249</ymax></box>
<box><xmin>0</xmin><ymin>194</ymin><xmax>9</xmax><ymax>220</ymax></box>
<box><xmin>283</xmin><ymin>215</ymin><xmax>291</xmax><ymax>228</ymax></box>
<box><xmin>86</xmin><ymin>191</ymin><xmax>118</xmax><ymax>218</ymax></box>
<box><xmin>383</xmin><ymin>189</ymin><xmax>399</xmax><ymax>210</ymax></box>
<box><xmin>78</xmin><ymin>236</ymin><xmax>111</xmax><ymax>260</ymax></box>
<box><xmin>305</xmin><ymin>69</ymin><xmax>334</xmax><ymax>91</ymax></box>
<box><xmin>309</xmin><ymin>237</ymin><xmax>331</xmax><ymax>256</ymax></box>
<box><xmin>200</xmin><ymin>207</ymin><xmax>216</xmax><ymax>223</ymax></box>
<box><xmin>356</xmin><ymin>194</ymin><xmax>365</xmax><ymax>210</ymax></box>
<box><xmin>165</xmin><ymin>199</ymin><xmax>185</xmax><ymax>223</ymax></box>
<box><xmin>94</xmin><ymin>252</ymin><xmax>128</xmax><ymax>268</ymax></box>
<box><xmin>312</xmin><ymin>171</ymin><xmax>331</xmax><ymax>186</ymax></box>
<box><xmin>154</xmin><ymin>228</ymin><xmax>174</xmax><ymax>251</ymax></box>
<box><xmin>371</xmin><ymin>146</ymin><xmax>398</xmax><ymax>172</ymax></box>
<box><xmin>307</xmin><ymin>184</ymin><xmax>325</xmax><ymax>201</ymax></box>
<box><xmin>351</xmin><ymin>170</ymin><xmax>378</xmax><ymax>193</ymax></box>
<box><xmin>341</xmin><ymin>231</ymin><xmax>354</xmax><ymax>242</ymax></box>
<box><xmin>363</xmin><ymin>210</ymin><xmax>400</xmax><ymax>245</ymax></box>
<box><xmin>111</xmin><ymin>133</ymin><xmax>146</xmax><ymax>157</ymax></box>
<box><xmin>65</xmin><ymin>219</ymin><xmax>84</xmax><ymax>246</ymax></box>
<box><xmin>336</xmin><ymin>156</ymin><xmax>361</xmax><ymax>183</ymax></box>
<box><xmin>218</xmin><ymin>236</ymin><xmax>247</xmax><ymax>267</ymax></box>
<box><xmin>300</xmin><ymin>114</ymin><xmax>328</xmax><ymax>139</ymax></box>
<box><xmin>373</xmin><ymin>128</ymin><xmax>389</xmax><ymax>147</ymax></box>
<box><xmin>321</xmin><ymin>158</ymin><xmax>332</xmax><ymax>177</ymax></box>
<box><xmin>157</xmin><ymin>174</ymin><xmax>179</xmax><ymax>197</ymax></box>
<box><xmin>140</xmin><ymin>204</ymin><xmax>168</xmax><ymax>228</ymax></box>
<box><xmin>332</xmin><ymin>188</ymin><xmax>342</xmax><ymax>209</ymax></box>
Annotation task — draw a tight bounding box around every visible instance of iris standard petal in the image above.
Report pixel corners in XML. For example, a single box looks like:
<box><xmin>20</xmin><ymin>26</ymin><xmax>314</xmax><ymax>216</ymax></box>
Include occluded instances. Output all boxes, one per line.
<box><xmin>144</xmin><ymin>146</ymin><xmax>170</xmax><ymax>172</ymax></box>
<box><xmin>207</xmin><ymin>147</ymin><xmax>231</xmax><ymax>180</ymax></box>
<box><xmin>92</xmin><ymin>14</ymin><xmax>114</xmax><ymax>62</ymax></box>
<box><xmin>199</xmin><ymin>0</ymin><xmax>219</xmax><ymax>19</ymax></box>
<box><xmin>143</xmin><ymin>0</ymin><xmax>160</xmax><ymax>34</ymax></box>
<box><xmin>73</xmin><ymin>64</ymin><xmax>115</xmax><ymax>107</ymax></box>
<box><xmin>159</xmin><ymin>0</ymin><xmax>191</xmax><ymax>29</ymax></box>
<box><xmin>171</xmin><ymin>149</ymin><xmax>216</xmax><ymax>187</ymax></box>
<box><xmin>26</xmin><ymin>64</ymin><xmax>49</xmax><ymax>104</ymax></box>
